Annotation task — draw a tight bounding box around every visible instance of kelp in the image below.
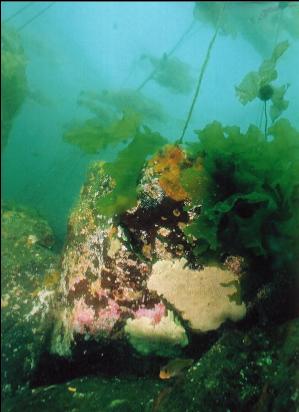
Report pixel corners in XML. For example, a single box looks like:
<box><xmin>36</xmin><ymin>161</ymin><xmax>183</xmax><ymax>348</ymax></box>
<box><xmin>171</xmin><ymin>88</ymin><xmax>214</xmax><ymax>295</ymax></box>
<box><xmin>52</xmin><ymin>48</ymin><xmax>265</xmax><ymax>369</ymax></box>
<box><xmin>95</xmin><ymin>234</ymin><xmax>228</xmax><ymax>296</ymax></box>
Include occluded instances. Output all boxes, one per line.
<box><xmin>178</xmin><ymin>4</ymin><xmax>223</xmax><ymax>144</ymax></box>
<box><xmin>78</xmin><ymin>88</ymin><xmax>166</xmax><ymax>124</ymax></box>
<box><xmin>193</xmin><ymin>2</ymin><xmax>299</xmax><ymax>56</ymax></box>
<box><xmin>193</xmin><ymin>2</ymin><xmax>237</xmax><ymax>37</ymax></box>
<box><xmin>141</xmin><ymin>53</ymin><xmax>194</xmax><ymax>95</ymax></box>
<box><xmin>96</xmin><ymin>127</ymin><xmax>167</xmax><ymax>217</ymax></box>
<box><xmin>63</xmin><ymin>85</ymin><xmax>165</xmax><ymax>154</ymax></box>
<box><xmin>64</xmin><ymin>88</ymin><xmax>167</xmax><ymax>153</ymax></box>
<box><xmin>1</xmin><ymin>25</ymin><xmax>28</xmax><ymax>151</ymax></box>
<box><xmin>236</xmin><ymin>41</ymin><xmax>290</xmax><ymax>123</ymax></box>
<box><xmin>181</xmin><ymin>120</ymin><xmax>299</xmax><ymax>273</ymax></box>
<box><xmin>63</xmin><ymin>111</ymin><xmax>141</xmax><ymax>154</ymax></box>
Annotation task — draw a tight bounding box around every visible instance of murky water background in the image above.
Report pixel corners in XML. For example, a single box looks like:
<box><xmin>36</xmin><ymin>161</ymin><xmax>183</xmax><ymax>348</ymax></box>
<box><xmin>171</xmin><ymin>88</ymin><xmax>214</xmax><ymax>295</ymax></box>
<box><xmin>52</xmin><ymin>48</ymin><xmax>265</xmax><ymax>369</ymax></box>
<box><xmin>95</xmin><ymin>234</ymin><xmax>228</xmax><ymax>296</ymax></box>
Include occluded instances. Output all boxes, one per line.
<box><xmin>2</xmin><ymin>1</ymin><xmax>298</xmax><ymax>244</ymax></box>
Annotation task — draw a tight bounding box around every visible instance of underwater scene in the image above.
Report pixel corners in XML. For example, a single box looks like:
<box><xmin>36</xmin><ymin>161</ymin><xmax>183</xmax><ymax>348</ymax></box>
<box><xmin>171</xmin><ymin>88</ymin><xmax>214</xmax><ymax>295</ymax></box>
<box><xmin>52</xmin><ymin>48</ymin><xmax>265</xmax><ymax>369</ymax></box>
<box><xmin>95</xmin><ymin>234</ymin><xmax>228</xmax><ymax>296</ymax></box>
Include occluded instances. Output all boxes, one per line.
<box><xmin>1</xmin><ymin>1</ymin><xmax>299</xmax><ymax>411</ymax></box>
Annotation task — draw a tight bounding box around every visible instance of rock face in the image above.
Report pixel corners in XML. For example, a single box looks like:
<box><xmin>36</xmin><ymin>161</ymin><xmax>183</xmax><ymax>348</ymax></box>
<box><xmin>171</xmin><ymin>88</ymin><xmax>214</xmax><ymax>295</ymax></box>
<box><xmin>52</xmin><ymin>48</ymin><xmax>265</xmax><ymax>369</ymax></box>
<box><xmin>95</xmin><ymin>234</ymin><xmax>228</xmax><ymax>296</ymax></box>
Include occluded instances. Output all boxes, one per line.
<box><xmin>156</xmin><ymin>318</ymin><xmax>299</xmax><ymax>412</ymax></box>
<box><xmin>52</xmin><ymin>164</ymin><xmax>186</xmax><ymax>355</ymax></box>
<box><xmin>51</xmin><ymin>146</ymin><xmax>247</xmax><ymax>358</ymax></box>
<box><xmin>51</xmin><ymin>160</ymin><xmax>189</xmax><ymax>358</ymax></box>
<box><xmin>148</xmin><ymin>258</ymin><xmax>246</xmax><ymax>332</ymax></box>
<box><xmin>2</xmin><ymin>375</ymin><xmax>166</xmax><ymax>412</ymax></box>
<box><xmin>1</xmin><ymin>205</ymin><xmax>59</xmax><ymax>396</ymax></box>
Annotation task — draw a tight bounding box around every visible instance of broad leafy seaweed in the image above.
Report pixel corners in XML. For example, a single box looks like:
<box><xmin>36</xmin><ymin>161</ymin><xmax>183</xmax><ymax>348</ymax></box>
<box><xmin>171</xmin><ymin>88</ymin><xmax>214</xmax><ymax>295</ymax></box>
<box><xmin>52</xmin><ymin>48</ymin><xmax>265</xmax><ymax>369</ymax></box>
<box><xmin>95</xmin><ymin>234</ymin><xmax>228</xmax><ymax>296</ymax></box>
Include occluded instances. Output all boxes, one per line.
<box><xmin>63</xmin><ymin>88</ymin><xmax>166</xmax><ymax>154</ymax></box>
<box><xmin>181</xmin><ymin>119</ymin><xmax>299</xmax><ymax>273</ymax></box>
<box><xmin>96</xmin><ymin>127</ymin><xmax>167</xmax><ymax>217</ymax></box>
<box><xmin>78</xmin><ymin>89</ymin><xmax>166</xmax><ymax>124</ymax></box>
<box><xmin>63</xmin><ymin>111</ymin><xmax>141</xmax><ymax>154</ymax></box>
<box><xmin>142</xmin><ymin>53</ymin><xmax>194</xmax><ymax>95</ymax></box>
<box><xmin>236</xmin><ymin>41</ymin><xmax>290</xmax><ymax>122</ymax></box>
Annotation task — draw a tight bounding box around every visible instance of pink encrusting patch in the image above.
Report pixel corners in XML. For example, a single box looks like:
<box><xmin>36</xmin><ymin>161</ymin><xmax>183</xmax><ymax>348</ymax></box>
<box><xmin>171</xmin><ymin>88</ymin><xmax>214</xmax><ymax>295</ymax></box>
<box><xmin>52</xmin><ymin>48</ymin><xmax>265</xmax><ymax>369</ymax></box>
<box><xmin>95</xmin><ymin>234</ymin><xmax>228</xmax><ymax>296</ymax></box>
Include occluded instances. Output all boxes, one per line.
<box><xmin>72</xmin><ymin>296</ymin><xmax>166</xmax><ymax>336</ymax></box>
<box><xmin>92</xmin><ymin>299</ymin><xmax>122</xmax><ymax>334</ymax></box>
<box><xmin>72</xmin><ymin>298</ymin><xmax>95</xmax><ymax>333</ymax></box>
<box><xmin>72</xmin><ymin>297</ymin><xmax>122</xmax><ymax>335</ymax></box>
<box><xmin>135</xmin><ymin>302</ymin><xmax>166</xmax><ymax>324</ymax></box>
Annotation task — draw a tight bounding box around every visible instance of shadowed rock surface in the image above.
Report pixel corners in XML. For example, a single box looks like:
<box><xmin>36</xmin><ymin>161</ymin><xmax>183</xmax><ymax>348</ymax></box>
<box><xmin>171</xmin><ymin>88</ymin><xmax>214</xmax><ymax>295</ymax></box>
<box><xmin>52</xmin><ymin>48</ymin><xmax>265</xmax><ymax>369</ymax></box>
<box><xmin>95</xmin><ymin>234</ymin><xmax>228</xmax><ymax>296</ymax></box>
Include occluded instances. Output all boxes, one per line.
<box><xmin>1</xmin><ymin>204</ymin><xmax>59</xmax><ymax>397</ymax></box>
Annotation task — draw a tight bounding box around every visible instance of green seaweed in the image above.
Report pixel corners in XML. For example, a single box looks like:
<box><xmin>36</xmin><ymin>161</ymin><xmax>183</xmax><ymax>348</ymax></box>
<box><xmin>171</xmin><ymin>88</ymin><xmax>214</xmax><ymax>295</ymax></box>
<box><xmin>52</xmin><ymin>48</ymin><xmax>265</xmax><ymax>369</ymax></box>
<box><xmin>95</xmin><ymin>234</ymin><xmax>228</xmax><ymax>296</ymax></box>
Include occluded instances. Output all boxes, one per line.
<box><xmin>63</xmin><ymin>87</ymin><xmax>167</xmax><ymax>154</ymax></box>
<box><xmin>142</xmin><ymin>53</ymin><xmax>194</xmax><ymax>95</ymax></box>
<box><xmin>181</xmin><ymin>119</ymin><xmax>299</xmax><ymax>273</ymax></box>
<box><xmin>96</xmin><ymin>127</ymin><xmax>167</xmax><ymax>217</ymax></box>
<box><xmin>193</xmin><ymin>2</ymin><xmax>237</xmax><ymax>37</ymax></box>
<box><xmin>78</xmin><ymin>88</ymin><xmax>166</xmax><ymax>124</ymax></box>
<box><xmin>1</xmin><ymin>25</ymin><xmax>28</xmax><ymax>151</ymax></box>
<box><xmin>193</xmin><ymin>2</ymin><xmax>298</xmax><ymax>56</ymax></box>
<box><xmin>236</xmin><ymin>41</ymin><xmax>290</xmax><ymax>122</ymax></box>
<box><xmin>63</xmin><ymin>111</ymin><xmax>141</xmax><ymax>154</ymax></box>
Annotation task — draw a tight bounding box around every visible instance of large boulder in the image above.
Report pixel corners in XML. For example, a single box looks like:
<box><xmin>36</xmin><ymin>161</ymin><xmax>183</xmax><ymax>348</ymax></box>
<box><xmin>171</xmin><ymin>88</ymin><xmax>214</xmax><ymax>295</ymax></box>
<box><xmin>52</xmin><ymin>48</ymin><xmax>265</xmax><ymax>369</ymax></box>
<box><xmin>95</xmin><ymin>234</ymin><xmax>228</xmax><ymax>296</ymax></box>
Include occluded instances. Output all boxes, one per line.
<box><xmin>50</xmin><ymin>159</ymin><xmax>190</xmax><ymax>358</ymax></box>
<box><xmin>51</xmin><ymin>145</ymin><xmax>247</xmax><ymax>359</ymax></box>
<box><xmin>1</xmin><ymin>204</ymin><xmax>59</xmax><ymax>397</ymax></box>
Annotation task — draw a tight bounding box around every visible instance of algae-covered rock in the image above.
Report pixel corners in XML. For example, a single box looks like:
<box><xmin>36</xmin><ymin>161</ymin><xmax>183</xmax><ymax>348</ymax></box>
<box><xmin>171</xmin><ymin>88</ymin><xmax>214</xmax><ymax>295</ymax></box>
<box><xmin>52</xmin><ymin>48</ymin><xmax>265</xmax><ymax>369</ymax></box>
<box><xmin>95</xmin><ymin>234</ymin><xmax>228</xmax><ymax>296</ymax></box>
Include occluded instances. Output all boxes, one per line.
<box><xmin>51</xmin><ymin>160</ymin><xmax>174</xmax><ymax>357</ymax></box>
<box><xmin>51</xmin><ymin>143</ymin><xmax>249</xmax><ymax>359</ymax></box>
<box><xmin>156</xmin><ymin>318</ymin><xmax>299</xmax><ymax>412</ymax></box>
<box><xmin>1</xmin><ymin>204</ymin><xmax>59</xmax><ymax>396</ymax></box>
<box><xmin>50</xmin><ymin>144</ymin><xmax>201</xmax><ymax>358</ymax></box>
<box><xmin>2</xmin><ymin>375</ymin><xmax>166</xmax><ymax>412</ymax></box>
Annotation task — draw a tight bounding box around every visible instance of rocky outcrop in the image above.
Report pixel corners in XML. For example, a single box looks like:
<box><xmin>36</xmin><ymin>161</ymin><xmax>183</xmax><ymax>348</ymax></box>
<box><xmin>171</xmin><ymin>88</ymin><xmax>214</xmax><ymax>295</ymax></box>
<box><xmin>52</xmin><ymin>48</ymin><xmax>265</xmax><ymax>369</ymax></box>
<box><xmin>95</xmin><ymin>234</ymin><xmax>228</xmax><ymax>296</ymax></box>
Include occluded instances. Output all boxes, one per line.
<box><xmin>2</xmin><ymin>375</ymin><xmax>166</xmax><ymax>412</ymax></box>
<box><xmin>1</xmin><ymin>204</ymin><xmax>59</xmax><ymax>396</ymax></box>
<box><xmin>50</xmin><ymin>159</ymin><xmax>190</xmax><ymax>357</ymax></box>
<box><xmin>156</xmin><ymin>318</ymin><xmax>299</xmax><ymax>412</ymax></box>
<box><xmin>51</xmin><ymin>146</ymin><xmax>248</xmax><ymax>359</ymax></box>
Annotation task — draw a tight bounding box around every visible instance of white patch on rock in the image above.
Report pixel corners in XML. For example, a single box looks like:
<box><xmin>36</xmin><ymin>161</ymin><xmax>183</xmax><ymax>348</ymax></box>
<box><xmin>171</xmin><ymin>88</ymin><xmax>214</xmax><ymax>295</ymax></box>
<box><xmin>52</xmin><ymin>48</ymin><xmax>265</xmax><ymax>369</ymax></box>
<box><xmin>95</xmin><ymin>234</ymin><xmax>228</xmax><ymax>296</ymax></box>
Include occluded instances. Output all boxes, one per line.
<box><xmin>147</xmin><ymin>258</ymin><xmax>246</xmax><ymax>333</ymax></box>
<box><xmin>124</xmin><ymin>310</ymin><xmax>188</xmax><ymax>356</ymax></box>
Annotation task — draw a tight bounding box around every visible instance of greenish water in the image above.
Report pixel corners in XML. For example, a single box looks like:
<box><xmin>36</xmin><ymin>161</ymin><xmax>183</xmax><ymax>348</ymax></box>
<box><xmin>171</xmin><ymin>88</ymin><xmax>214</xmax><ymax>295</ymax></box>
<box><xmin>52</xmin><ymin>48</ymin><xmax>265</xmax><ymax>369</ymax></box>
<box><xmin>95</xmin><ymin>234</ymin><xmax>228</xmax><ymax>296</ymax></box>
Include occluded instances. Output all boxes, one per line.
<box><xmin>1</xmin><ymin>2</ymin><xmax>299</xmax><ymax>411</ymax></box>
<box><xmin>2</xmin><ymin>1</ymin><xmax>299</xmax><ymax>243</ymax></box>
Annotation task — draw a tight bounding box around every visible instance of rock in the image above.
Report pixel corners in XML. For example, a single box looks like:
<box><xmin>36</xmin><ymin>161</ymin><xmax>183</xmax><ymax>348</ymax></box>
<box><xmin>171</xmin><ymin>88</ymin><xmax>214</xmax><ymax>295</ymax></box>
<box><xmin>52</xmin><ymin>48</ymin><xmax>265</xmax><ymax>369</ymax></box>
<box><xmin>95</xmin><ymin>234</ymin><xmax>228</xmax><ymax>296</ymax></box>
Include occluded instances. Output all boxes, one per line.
<box><xmin>2</xmin><ymin>375</ymin><xmax>166</xmax><ymax>412</ymax></box>
<box><xmin>51</xmin><ymin>162</ymin><xmax>180</xmax><ymax>358</ymax></box>
<box><xmin>51</xmin><ymin>147</ymin><xmax>248</xmax><ymax>359</ymax></box>
<box><xmin>155</xmin><ymin>318</ymin><xmax>299</xmax><ymax>412</ymax></box>
<box><xmin>148</xmin><ymin>258</ymin><xmax>246</xmax><ymax>332</ymax></box>
<box><xmin>1</xmin><ymin>204</ymin><xmax>59</xmax><ymax>396</ymax></box>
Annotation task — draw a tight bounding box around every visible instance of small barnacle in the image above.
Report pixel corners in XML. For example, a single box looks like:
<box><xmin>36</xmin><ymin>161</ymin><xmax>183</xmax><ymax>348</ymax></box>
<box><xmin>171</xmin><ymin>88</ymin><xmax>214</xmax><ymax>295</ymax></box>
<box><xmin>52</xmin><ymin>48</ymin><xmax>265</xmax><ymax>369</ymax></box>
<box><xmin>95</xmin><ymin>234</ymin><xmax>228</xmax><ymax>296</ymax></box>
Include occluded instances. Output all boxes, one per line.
<box><xmin>177</xmin><ymin>244</ymin><xmax>184</xmax><ymax>251</ymax></box>
<box><xmin>142</xmin><ymin>243</ymin><xmax>152</xmax><ymax>259</ymax></box>
<box><xmin>173</xmin><ymin>209</ymin><xmax>180</xmax><ymax>217</ymax></box>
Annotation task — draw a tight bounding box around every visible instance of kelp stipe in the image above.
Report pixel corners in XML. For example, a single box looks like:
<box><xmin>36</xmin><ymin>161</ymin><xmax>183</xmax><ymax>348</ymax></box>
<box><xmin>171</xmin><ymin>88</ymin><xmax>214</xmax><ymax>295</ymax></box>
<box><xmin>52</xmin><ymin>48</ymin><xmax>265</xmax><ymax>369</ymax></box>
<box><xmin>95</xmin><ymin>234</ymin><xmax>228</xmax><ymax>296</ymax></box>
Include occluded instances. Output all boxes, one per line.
<box><xmin>178</xmin><ymin>4</ymin><xmax>225</xmax><ymax>144</ymax></box>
